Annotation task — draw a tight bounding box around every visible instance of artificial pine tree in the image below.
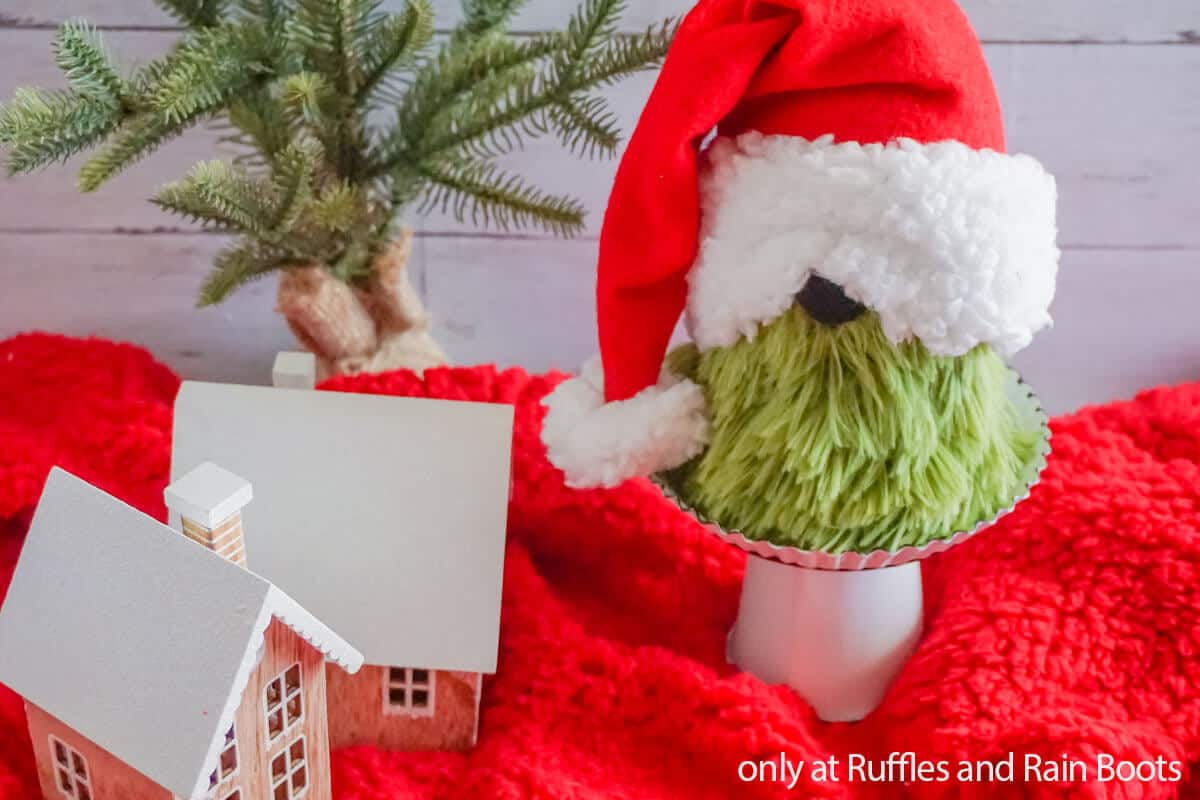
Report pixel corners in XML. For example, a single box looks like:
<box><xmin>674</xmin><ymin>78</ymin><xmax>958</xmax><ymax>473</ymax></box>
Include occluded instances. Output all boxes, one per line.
<box><xmin>0</xmin><ymin>0</ymin><xmax>673</xmax><ymax>375</ymax></box>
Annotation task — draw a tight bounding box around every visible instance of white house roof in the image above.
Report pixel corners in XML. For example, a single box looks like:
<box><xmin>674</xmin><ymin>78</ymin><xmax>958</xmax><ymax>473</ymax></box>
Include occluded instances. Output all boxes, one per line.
<box><xmin>0</xmin><ymin>469</ymin><xmax>363</xmax><ymax>800</ymax></box>
<box><xmin>171</xmin><ymin>381</ymin><xmax>513</xmax><ymax>673</ymax></box>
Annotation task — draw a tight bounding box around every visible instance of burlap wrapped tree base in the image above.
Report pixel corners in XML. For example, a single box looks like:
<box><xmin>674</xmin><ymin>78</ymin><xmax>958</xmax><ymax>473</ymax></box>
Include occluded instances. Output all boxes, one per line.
<box><xmin>276</xmin><ymin>229</ymin><xmax>448</xmax><ymax>378</ymax></box>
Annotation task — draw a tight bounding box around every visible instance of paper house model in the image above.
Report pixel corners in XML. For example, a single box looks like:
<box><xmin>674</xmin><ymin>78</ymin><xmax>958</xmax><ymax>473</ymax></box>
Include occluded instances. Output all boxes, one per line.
<box><xmin>171</xmin><ymin>381</ymin><xmax>513</xmax><ymax>751</ymax></box>
<box><xmin>0</xmin><ymin>465</ymin><xmax>364</xmax><ymax>800</ymax></box>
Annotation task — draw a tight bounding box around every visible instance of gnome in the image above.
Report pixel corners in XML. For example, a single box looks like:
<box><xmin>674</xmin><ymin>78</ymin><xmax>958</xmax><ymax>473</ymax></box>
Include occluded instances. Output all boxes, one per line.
<box><xmin>540</xmin><ymin>0</ymin><xmax>1058</xmax><ymax>720</ymax></box>
<box><xmin>542</xmin><ymin>0</ymin><xmax>1057</xmax><ymax>553</ymax></box>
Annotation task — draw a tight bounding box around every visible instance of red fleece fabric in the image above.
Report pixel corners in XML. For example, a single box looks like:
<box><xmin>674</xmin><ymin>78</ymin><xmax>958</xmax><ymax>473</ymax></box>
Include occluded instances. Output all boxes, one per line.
<box><xmin>2</xmin><ymin>332</ymin><xmax>1200</xmax><ymax>799</ymax></box>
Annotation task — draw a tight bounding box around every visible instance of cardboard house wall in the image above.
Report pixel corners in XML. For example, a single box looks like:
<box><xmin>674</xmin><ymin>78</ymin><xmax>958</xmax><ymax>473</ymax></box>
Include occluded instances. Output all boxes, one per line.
<box><xmin>0</xmin><ymin>468</ymin><xmax>363</xmax><ymax>800</ymax></box>
<box><xmin>170</xmin><ymin>380</ymin><xmax>513</xmax><ymax>751</ymax></box>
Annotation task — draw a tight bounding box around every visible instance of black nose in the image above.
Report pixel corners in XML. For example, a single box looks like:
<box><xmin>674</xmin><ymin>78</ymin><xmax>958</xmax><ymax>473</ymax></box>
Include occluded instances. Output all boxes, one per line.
<box><xmin>795</xmin><ymin>275</ymin><xmax>867</xmax><ymax>327</ymax></box>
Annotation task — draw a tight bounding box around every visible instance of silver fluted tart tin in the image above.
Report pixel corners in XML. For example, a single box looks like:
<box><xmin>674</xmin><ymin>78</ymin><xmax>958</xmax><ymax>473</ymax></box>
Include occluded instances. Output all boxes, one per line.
<box><xmin>654</xmin><ymin>369</ymin><xmax>1051</xmax><ymax>571</ymax></box>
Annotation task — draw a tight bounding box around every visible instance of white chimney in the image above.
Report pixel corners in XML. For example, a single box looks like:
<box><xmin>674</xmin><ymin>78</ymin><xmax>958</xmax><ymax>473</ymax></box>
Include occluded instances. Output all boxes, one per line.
<box><xmin>164</xmin><ymin>463</ymin><xmax>253</xmax><ymax>567</ymax></box>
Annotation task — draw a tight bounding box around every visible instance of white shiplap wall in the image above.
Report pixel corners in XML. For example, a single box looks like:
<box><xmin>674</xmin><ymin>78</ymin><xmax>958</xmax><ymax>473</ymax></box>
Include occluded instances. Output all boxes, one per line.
<box><xmin>1</xmin><ymin>1</ymin><xmax>1198</xmax><ymax>414</ymax></box>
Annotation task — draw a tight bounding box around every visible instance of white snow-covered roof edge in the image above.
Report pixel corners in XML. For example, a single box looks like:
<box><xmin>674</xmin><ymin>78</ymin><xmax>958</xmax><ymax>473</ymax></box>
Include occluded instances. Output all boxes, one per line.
<box><xmin>186</xmin><ymin>589</ymin><xmax>362</xmax><ymax>800</ymax></box>
<box><xmin>265</xmin><ymin>586</ymin><xmax>364</xmax><ymax>674</ymax></box>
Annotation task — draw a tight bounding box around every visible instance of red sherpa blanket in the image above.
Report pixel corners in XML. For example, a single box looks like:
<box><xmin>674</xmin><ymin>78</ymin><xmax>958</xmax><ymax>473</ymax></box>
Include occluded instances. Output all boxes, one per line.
<box><xmin>2</xmin><ymin>333</ymin><xmax>1200</xmax><ymax>800</ymax></box>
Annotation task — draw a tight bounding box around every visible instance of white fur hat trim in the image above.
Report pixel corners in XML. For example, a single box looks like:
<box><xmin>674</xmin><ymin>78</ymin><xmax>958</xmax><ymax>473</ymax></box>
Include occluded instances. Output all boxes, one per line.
<box><xmin>541</xmin><ymin>357</ymin><xmax>709</xmax><ymax>489</ymax></box>
<box><xmin>687</xmin><ymin>133</ymin><xmax>1060</xmax><ymax>357</ymax></box>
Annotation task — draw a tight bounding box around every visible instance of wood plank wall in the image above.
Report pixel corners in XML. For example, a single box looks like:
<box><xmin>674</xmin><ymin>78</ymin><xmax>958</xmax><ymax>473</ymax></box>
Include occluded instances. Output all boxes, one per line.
<box><xmin>1</xmin><ymin>1</ymin><xmax>1198</xmax><ymax>413</ymax></box>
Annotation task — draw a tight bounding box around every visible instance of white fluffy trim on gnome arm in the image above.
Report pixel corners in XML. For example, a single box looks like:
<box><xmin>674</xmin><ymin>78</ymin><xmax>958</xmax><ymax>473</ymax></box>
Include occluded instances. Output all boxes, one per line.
<box><xmin>541</xmin><ymin>357</ymin><xmax>709</xmax><ymax>489</ymax></box>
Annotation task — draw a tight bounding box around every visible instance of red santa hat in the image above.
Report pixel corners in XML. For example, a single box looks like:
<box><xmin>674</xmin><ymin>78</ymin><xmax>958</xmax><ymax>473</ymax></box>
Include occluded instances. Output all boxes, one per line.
<box><xmin>542</xmin><ymin>0</ymin><xmax>1060</xmax><ymax>489</ymax></box>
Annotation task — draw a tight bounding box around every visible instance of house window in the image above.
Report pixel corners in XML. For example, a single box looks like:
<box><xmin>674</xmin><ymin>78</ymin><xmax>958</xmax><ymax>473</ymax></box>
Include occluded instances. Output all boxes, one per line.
<box><xmin>384</xmin><ymin>668</ymin><xmax>436</xmax><ymax>716</ymax></box>
<box><xmin>48</xmin><ymin>736</ymin><xmax>91</xmax><ymax>800</ymax></box>
<box><xmin>264</xmin><ymin>663</ymin><xmax>303</xmax><ymax>745</ymax></box>
<box><xmin>269</xmin><ymin>736</ymin><xmax>308</xmax><ymax>800</ymax></box>
<box><xmin>207</xmin><ymin>723</ymin><xmax>239</xmax><ymax>790</ymax></box>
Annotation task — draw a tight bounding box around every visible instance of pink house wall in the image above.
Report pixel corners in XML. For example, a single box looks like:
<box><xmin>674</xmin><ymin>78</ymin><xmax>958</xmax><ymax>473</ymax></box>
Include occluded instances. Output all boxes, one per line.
<box><xmin>25</xmin><ymin>702</ymin><xmax>171</xmax><ymax>800</ymax></box>
<box><xmin>326</xmin><ymin>666</ymin><xmax>480</xmax><ymax>751</ymax></box>
<box><xmin>22</xmin><ymin>619</ymin><xmax>335</xmax><ymax>800</ymax></box>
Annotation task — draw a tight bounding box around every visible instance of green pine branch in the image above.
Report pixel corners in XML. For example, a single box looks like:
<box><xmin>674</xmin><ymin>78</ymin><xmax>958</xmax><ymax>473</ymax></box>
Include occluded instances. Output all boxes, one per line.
<box><xmin>456</xmin><ymin>0</ymin><xmax>529</xmax><ymax>42</ymax></box>
<box><xmin>308</xmin><ymin>181</ymin><xmax>363</xmax><ymax>233</ymax></box>
<box><xmin>153</xmin><ymin>159</ymin><xmax>276</xmax><ymax>233</ymax></box>
<box><xmin>327</xmin><ymin>237</ymin><xmax>376</xmax><ymax>282</ymax></box>
<box><xmin>377</xmin><ymin>1</ymin><xmax>671</xmax><ymax>175</ymax></box>
<box><xmin>1</xmin><ymin>0</ymin><xmax>677</xmax><ymax>305</ymax></box>
<box><xmin>77</xmin><ymin>113</ymin><xmax>181</xmax><ymax>191</ymax></box>
<box><xmin>156</xmin><ymin>0</ymin><xmax>228</xmax><ymax>28</ymax></box>
<box><xmin>354</xmin><ymin>0</ymin><xmax>434</xmax><ymax>104</ymax></box>
<box><xmin>54</xmin><ymin>21</ymin><xmax>125</xmax><ymax>104</ymax></box>
<box><xmin>224</xmin><ymin>90</ymin><xmax>293</xmax><ymax>163</ymax></box>
<box><xmin>0</xmin><ymin>88</ymin><xmax>121</xmax><ymax>174</ymax></box>
<box><xmin>419</xmin><ymin>73</ymin><xmax>548</xmax><ymax>160</ymax></box>
<box><xmin>147</xmin><ymin>24</ymin><xmax>271</xmax><ymax>125</ymax></box>
<box><xmin>238</xmin><ymin>0</ymin><xmax>292</xmax><ymax>32</ymax></box>
<box><xmin>289</xmin><ymin>0</ymin><xmax>379</xmax><ymax>96</ymax></box>
<box><xmin>199</xmin><ymin>239</ymin><xmax>293</xmax><ymax>306</ymax></box>
<box><xmin>281</xmin><ymin>72</ymin><xmax>337</xmax><ymax>128</ymax></box>
<box><xmin>372</xmin><ymin>34</ymin><xmax>558</xmax><ymax>172</ymax></box>
<box><xmin>575</xmin><ymin>19</ymin><xmax>678</xmax><ymax>87</ymax></box>
<box><xmin>399</xmin><ymin>36</ymin><xmax>552</xmax><ymax>144</ymax></box>
<box><xmin>561</xmin><ymin>0</ymin><xmax>624</xmax><ymax>63</ymax></box>
<box><xmin>270</xmin><ymin>137</ymin><xmax>321</xmax><ymax>231</ymax></box>
<box><xmin>419</xmin><ymin>159</ymin><xmax>585</xmax><ymax>236</ymax></box>
<box><xmin>548</xmin><ymin>94</ymin><xmax>620</xmax><ymax>158</ymax></box>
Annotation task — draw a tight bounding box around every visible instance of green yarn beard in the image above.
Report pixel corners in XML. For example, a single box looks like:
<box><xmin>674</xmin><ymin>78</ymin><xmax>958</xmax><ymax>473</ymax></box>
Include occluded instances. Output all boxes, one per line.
<box><xmin>662</xmin><ymin>306</ymin><xmax>1039</xmax><ymax>553</ymax></box>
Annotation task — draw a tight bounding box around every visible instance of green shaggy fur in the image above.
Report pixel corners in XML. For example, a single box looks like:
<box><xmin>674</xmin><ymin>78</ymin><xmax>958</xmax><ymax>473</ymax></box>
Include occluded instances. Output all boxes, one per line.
<box><xmin>663</xmin><ymin>307</ymin><xmax>1039</xmax><ymax>553</ymax></box>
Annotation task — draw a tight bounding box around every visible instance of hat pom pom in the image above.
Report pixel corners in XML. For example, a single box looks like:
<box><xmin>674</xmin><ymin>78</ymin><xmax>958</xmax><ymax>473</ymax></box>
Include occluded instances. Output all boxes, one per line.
<box><xmin>541</xmin><ymin>357</ymin><xmax>709</xmax><ymax>488</ymax></box>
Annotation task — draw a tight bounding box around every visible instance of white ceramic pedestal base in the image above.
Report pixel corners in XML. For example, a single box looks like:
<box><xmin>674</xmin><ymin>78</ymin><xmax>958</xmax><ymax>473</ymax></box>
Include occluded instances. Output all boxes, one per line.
<box><xmin>728</xmin><ymin>555</ymin><xmax>924</xmax><ymax>722</ymax></box>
